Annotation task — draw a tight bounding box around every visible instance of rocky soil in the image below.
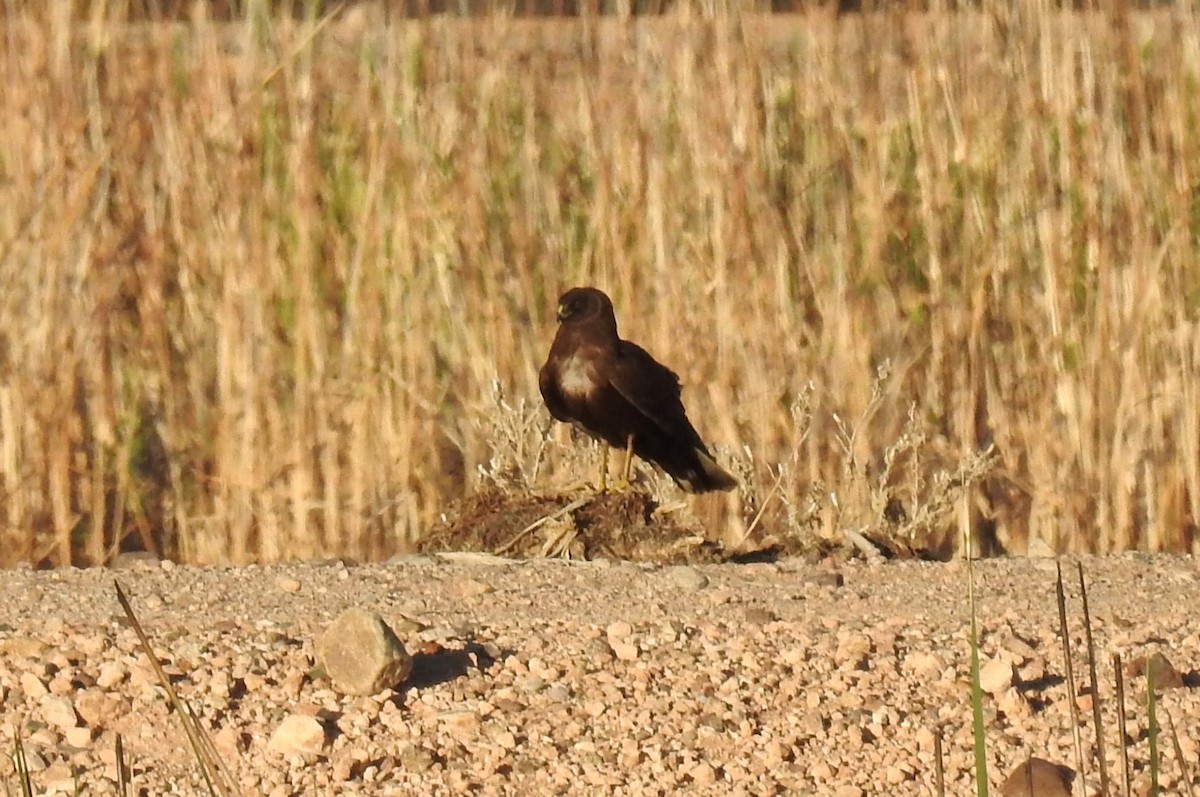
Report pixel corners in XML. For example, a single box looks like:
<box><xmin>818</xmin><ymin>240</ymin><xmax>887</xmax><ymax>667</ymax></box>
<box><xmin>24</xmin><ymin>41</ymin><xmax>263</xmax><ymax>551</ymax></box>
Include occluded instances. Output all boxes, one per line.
<box><xmin>1</xmin><ymin>553</ymin><xmax>1198</xmax><ymax>795</ymax></box>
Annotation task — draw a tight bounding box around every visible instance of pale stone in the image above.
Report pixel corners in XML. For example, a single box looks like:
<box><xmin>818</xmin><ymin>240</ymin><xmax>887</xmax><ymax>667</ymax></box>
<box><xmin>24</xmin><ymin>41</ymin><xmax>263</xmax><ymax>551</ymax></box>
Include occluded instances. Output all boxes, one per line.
<box><xmin>20</xmin><ymin>672</ymin><xmax>49</xmax><ymax>699</ymax></box>
<box><xmin>74</xmin><ymin>690</ymin><xmax>126</xmax><ymax>729</ymax></box>
<box><xmin>690</xmin><ymin>761</ymin><xmax>717</xmax><ymax>786</ymax></box>
<box><xmin>40</xmin><ymin>696</ymin><xmax>79</xmax><ymax>731</ymax></box>
<box><xmin>95</xmin><ymin>662</ymin><xmax>127</xmax><ymax>689</ymax></box>
<box><xmin>275</xmin><ymin>577</ymin><xmax>301</xmax><ymax>593</ymax></box>
<box><xmin>667</xmin><ymin>566</ymin><xmax>709</xmax><ymax>591</ymax></box>
<box><xmin>979</xmin><ymin>657</ymin><xmax>1015</xmax><ymax>694</ymax></box>
<box><xmin>903</xmin><ymin>651</ymin><xmax>945</xmax><ymax>678</ymax></box>
<box><xmin>605</xmin><ymin>621</ymin><xmax>633</xmax><ymax>643</ymax></box>
<box><xmin>63</xmin><ymin>726</ymin><xmax>92</xmax><ymax>747</ymax></box>
<box><xmin>267</xmin><ymin>714</ymin><xmax>327</xmax><ymax>757</ymax></box>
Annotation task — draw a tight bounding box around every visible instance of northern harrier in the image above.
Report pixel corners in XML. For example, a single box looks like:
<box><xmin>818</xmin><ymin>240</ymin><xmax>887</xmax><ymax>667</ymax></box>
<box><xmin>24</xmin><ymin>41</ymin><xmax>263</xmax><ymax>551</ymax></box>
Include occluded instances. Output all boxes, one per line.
<box><xmin>539</xmin><ymin>287</ymin><xmax>737</xmax><ymax>494</ymax></box>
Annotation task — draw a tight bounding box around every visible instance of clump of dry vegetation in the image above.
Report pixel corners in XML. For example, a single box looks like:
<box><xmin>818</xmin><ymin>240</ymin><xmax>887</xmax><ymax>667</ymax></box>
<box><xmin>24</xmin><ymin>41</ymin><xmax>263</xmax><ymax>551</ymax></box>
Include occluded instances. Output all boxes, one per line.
<box><xmin>1</xmin><ymin>0</ymin><xmax>1199</xmax><ymax>566</ymax></box>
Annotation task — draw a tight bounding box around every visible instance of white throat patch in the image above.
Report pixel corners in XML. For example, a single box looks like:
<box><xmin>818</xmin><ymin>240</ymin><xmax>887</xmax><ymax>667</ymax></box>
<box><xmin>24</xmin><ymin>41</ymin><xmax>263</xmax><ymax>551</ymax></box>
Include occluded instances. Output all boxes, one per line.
<box><xmin>559</xmin><ymin>354</ymin><xmax>596</xmax><ymax>398</ymax></box>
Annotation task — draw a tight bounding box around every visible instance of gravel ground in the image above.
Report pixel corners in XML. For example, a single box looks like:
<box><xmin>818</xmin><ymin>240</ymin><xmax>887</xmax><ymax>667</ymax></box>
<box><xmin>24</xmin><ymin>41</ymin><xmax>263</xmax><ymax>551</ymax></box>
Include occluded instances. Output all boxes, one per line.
<box><xmin>1</xmin><ymin>553</ymin><xmax>1198</xmax><ymax>796</ymax></box>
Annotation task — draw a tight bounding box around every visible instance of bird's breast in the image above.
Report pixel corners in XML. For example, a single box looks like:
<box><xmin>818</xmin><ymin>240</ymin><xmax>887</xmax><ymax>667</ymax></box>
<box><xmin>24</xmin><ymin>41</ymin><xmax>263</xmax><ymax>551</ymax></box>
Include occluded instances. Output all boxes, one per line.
<box><xmin>557</xmin><ymin>352</ymin><xmax>599</xmax><ymax>399</ymax></box>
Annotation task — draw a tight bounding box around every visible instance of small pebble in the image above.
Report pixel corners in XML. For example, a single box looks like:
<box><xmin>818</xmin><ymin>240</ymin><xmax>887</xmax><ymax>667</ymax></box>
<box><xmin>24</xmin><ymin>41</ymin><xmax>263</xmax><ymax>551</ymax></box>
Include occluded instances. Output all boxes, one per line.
<box><xmin>666</xmin><ymin>566</ymin><xmax>709</xmax><ymax>591</ymax></box>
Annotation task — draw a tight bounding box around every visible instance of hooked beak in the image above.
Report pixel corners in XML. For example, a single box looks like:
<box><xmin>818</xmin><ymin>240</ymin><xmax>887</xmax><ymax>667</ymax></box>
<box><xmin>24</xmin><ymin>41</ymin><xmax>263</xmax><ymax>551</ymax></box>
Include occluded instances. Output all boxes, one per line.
<box><xmin>556</xmin><ymin>303</ymin><xmax>568</xmax><ymax>322</ymax></box>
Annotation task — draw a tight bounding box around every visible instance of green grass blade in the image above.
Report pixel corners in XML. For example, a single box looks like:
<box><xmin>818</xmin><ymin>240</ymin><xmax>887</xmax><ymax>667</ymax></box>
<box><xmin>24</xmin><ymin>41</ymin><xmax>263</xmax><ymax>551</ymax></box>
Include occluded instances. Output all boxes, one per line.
<box><xmin>1148</xmin><ymin>664</ymin><xmax>1159</xmax><ymax>797</ymax></box>
<box><xmin>1078</xmin><ymin>563</ymin><xmax>1110</xmax><ymax>796</ymax></box>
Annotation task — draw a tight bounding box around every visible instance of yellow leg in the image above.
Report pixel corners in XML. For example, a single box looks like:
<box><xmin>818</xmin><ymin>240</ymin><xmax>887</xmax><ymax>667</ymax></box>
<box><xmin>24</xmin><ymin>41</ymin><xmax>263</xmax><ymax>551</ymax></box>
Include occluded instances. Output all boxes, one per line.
<box><xmin>596</xmin><ymin>443</ymin><xmax>609</xmax><ymax>492</ymax></box>
<box><xmin>620</xmin><ymin>434</ymin><xmax>636</xmax><ymax>485</ymax></box>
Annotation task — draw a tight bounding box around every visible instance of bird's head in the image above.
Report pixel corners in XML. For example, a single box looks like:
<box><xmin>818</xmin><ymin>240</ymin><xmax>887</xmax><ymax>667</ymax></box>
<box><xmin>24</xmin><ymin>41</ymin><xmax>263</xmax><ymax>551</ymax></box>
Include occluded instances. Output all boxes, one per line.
<box><xmin>556</xmin><ymin>287</ymin><xmax>615</xmax><ymax>326</ymax></box>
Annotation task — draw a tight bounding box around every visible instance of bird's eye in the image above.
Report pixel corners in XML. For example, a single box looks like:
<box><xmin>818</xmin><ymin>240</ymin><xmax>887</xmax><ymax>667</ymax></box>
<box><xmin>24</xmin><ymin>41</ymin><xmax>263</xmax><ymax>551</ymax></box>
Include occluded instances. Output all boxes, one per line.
<box><xmin>558</xmin><ymin>293</ymin><xmax>593</xmax><ymax>321</ymax></box>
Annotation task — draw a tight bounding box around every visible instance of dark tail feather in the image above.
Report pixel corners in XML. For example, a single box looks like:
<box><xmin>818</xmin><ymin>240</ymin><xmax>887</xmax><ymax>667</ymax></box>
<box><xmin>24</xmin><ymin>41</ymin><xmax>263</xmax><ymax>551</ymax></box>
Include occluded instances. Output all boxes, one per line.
<box><xmin>675</xmin><ymin>448</ymin><xmax>738</xmax><ymax>494</ymax></box>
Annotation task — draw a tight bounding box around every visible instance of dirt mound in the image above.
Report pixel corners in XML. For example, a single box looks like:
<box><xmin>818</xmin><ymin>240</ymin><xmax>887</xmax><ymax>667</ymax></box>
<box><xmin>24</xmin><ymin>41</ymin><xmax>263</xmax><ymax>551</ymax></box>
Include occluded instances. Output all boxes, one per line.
<box><xmin>419</xmin><ymin>488</ymin><xmax>750</xmax><ymax>563</ymax></box>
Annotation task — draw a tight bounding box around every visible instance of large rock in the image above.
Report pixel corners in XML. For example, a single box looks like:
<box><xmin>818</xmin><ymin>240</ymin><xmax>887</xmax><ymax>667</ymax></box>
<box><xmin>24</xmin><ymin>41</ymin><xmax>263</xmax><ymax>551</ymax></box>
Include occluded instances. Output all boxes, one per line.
<box><xmin>1126</xmin><ymin>651</ymin><xmax>1184</xmax><ymax>691</ymax></box>
<box><xmin>317</xmin><ymin>608</ymin><xmax>413</xmax><ymax>696</ymax></box>
<box><xmin>1000</xmin><ymin>757</ymin><xmax>1074</xmax><ymax>797</ymax></box>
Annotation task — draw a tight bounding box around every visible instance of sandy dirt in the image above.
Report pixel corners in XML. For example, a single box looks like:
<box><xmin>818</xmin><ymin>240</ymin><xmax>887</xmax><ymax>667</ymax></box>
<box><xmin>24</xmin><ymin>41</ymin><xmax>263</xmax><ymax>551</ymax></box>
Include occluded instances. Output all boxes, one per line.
<box><xmin>1</xmin><ymin>548</ymin><xmax>1199</xmax><ymax>795</ymax></box>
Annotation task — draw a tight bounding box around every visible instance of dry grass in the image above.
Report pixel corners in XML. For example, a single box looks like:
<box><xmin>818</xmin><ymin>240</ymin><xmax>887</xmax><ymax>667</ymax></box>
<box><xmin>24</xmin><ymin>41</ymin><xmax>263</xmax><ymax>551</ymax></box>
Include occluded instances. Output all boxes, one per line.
<box><xmin>1</xmin><ymin>1</ymin><xmax>1199</xmax><ymax>566</ymax></box>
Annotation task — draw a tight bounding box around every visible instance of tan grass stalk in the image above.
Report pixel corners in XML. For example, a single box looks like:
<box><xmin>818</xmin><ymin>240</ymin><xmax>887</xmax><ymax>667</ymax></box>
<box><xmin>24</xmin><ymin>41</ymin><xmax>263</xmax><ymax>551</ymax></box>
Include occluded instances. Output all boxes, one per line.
<box><xmin>933</xmin><ymin>726</ymin><xmax>945</xmax><ymax>797</ymax></box>
<box><xmin>2</xmin><ymin>5</ymin><xmax>1200</xmax><ymax>564</ymax></box>
<box><xmin>1114</xmin><ymin>653</ymin><xmax>1132</xmax><ymax>797</ymax></box>
<box><xmin>113</xmin><ymin>580</ymin><xmax>237</xmax><ymax>797</ymax></box>
<box><xmin>1055</xmin><ymin>562</ymin><xmax>1088</xmax><ymax>795</ymax></box>
<box><xmin>13</xmin><ymin>732</ymin><xmax>33</xmax><ymax>797</ymax></box>
<box><xmin>1077</xmin><ymin>563</ymin><xmax>1111</xmax><ymax>796</ymax></box>
<box><xmin>1164</xmin><ymin>709</ymin><xmax>1197</xmax><ymax>797</ymax></box>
